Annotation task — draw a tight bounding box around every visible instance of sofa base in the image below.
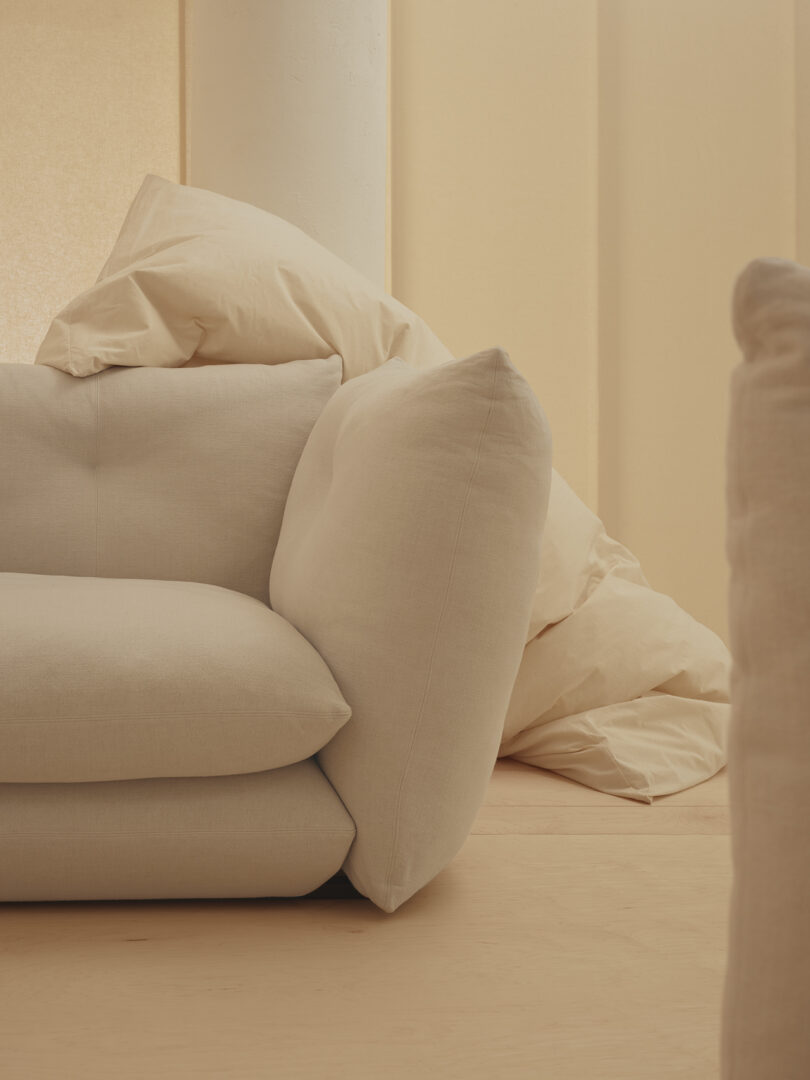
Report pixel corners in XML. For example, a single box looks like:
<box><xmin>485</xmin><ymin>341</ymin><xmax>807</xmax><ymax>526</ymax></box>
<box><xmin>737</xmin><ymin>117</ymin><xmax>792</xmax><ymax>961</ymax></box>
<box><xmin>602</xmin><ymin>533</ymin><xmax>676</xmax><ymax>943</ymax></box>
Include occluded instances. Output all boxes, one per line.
<box><xmin>0</xmin><ymin>759</ymin><xmax>356</xmax><ymax>902</ymax></box>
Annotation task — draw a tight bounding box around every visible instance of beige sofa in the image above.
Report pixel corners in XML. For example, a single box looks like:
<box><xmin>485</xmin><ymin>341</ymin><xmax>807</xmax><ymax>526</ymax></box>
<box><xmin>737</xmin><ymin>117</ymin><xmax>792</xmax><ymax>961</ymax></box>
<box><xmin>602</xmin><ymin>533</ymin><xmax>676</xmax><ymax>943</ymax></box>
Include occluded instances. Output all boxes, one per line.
<box><xmin>722</xmin><ymin>256</ymin><xmax>810</xmax><ymax>1078</ymax></box>
<box><xmin>34</xmin><ymin>174</ymin><xmax>732</xmax><ymax>810</ymax></box>
<box><xmin>0</xmin><ymin>348</ymin><xmax>550</xmax><ymax>914</ymax></box>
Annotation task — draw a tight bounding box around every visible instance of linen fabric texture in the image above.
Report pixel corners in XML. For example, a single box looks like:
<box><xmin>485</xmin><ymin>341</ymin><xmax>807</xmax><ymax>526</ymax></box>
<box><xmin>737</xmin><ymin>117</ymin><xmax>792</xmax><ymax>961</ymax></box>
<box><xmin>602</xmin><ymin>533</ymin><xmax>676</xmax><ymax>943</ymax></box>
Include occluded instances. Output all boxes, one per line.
<box><xmin>33</xmin><ymin>174</ymin><xmax>729</xmax><ymax>806</ymax></box>
<box><xmin>721</xmin><ymin>256</ymin><xmax>810</xmax><ymax>1080</ymax></box>
<box><xmin>502</xmin><ymin>470</ymin><xmax>730</xmax><ymax>801</ymax></box>
<box><xmin>0</xmin><ymin>573</ymin><xmax>351</xmax><ymax>784</ymax></box>
<box><xmin>270</xmin><ymin>349</ymin><xmax>553</xmax><ymax>912</ymax></box>
<box><xmin>0</xmin><ymin>359</ymin><xmax>341</xmax><ymax>600</ymax></box>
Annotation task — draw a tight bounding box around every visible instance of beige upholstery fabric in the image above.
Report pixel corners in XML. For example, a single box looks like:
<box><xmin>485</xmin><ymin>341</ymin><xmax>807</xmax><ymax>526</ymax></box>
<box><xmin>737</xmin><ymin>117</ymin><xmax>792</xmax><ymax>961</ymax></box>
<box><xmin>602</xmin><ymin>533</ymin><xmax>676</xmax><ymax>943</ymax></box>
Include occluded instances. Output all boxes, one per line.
<box><xmin>0</xmin><ymin>759</ymin><xmax>355</xmax><ymax>901</ymax></box>
<box><xmin>32</xmin><ymin>175</ymin><xmax>728</xmax><ymax>806</ymax></box>
<box><xmin>0</xmin><ymin>573</ymin><xmax>351</xmax><ymax>783</ymax></box>
<box><xmin>270</xmin><ymin>350</ymin><xmax>552</xmax><ymax>912</ymax></box>
<box><xmin>35</xmin><ymin>174</ymin><xmax>451</xmax><ymax>378</ymax></box>
<box><xmin>0</xmin><ymin>359</ymin><xmax>340</xmax><ymax>601</ymax></box>
<box><xmin>722</xmin><ymin>256</ymin><xmax>810</xmax><ymax>1080</ymax></box>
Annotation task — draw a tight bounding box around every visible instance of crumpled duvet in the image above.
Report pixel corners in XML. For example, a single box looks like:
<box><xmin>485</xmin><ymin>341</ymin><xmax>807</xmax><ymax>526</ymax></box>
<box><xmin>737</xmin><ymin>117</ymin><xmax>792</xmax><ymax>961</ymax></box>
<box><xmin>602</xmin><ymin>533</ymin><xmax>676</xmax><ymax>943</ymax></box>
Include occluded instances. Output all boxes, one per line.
<box><xmin>35</xmin><ymin>174</ymin><xmax>730</xmax><ymax>801</ymax></box>
<box><xmin>503</xmin><ymin>470</ymin><xmax>729</xmax><ymax>801</ymax></box>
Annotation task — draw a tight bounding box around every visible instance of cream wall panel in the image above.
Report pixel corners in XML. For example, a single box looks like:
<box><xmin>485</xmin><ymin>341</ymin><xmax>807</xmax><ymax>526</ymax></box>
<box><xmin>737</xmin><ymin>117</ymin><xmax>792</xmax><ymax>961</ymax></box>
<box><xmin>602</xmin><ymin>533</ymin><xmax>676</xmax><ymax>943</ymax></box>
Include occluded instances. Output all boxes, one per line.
<box><xmin>390</xmin><ymin>0</ymin><xmax>599</xmax><ymax>509</ymax></box>
<box><xmin>597</xmin><ymin>0</ymin><xmax>795</xmax><ymax>642</ymax></box>
<box><xmin>0</xmin><ymin>0</ymin><xmax>181</xmax><ymax>366</ymax></box>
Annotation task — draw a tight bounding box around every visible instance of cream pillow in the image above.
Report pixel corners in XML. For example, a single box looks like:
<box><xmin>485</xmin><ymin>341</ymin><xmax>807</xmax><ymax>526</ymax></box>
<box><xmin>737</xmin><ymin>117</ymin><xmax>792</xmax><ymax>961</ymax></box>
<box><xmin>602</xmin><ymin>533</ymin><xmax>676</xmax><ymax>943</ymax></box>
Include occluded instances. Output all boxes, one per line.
<box><xmin>35</xmin><ymin>174</ymin><xmax>453</xmax><ymax>378</ymax></box>
<box><xmin>269</xmin><ymin>349</ymin><xmax>552</xmax><ymax>912</ymax></box>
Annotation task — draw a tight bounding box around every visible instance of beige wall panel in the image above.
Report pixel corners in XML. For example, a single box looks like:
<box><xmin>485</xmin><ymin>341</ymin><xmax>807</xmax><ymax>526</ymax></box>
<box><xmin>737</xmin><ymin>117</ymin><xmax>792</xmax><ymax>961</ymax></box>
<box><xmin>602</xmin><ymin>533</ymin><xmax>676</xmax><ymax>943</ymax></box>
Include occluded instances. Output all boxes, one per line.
<box><xmin>598</xmin><ymin>0</ymin><xmax>795</xmax><ymax>641</ymax></box>
<box><xmin>0</xmin><ymin>0</ymin><xmax>181</xmax><ymax>366</ymax></box>
<box><xmin>391</xmin><ymin>0</ymin><xmax>599</xmax><ymax>508</ymax></box>
<box><xmin>392</xmin><ymin>0</ymin><xmax>795</xmax><ymax>642</ymax></box>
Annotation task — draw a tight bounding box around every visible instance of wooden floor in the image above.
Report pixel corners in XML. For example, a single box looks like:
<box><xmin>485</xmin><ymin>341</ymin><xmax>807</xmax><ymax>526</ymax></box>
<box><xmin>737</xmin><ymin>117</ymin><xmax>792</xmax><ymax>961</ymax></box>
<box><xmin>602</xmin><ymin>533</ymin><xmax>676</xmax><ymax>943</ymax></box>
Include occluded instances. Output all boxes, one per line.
<box><xmin>0</xmin><ymin>760</ymin><xmax>732</xmax><ymax>1080</ymax></box>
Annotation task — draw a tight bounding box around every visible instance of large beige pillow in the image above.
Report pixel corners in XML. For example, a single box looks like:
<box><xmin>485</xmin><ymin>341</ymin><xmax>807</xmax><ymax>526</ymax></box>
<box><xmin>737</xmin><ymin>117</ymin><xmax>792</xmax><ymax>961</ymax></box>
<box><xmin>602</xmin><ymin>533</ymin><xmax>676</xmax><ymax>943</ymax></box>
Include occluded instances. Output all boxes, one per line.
<box><xmin>35</xmin><ymin>174</ymin><xmax>452</xmax><ymax>378</ymax></box>
<box><xmin>721</xmin><ymin>256</ymin><xmax>810</xmax><ymax>1079</ymax></box>
<box><xmin>501</xmin><ymin>469</ymin><xmax>730</xmax><ymax>802</ymax></box>
<box><xmin>269</xmin><ymin>349</ymin><xmax>552</xmax><ymax>912</ymax></box>
<box><xmin>0</xmin><ymin>573</ymin><xmax>351</xmax><ymax>784</ymax></box>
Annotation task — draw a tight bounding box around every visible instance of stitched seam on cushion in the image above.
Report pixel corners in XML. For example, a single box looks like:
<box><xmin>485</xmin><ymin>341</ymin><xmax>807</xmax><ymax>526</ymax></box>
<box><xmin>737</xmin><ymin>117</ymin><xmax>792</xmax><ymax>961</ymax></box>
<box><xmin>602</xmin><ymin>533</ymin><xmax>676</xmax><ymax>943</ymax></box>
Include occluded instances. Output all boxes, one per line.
<box><xmin>381</xmin><ymin>358</ymin><xmax>501</xmax><ymax>902</ymax></box>
<box><xmin>0</xmin><ymin>709</ymin><xmax>349</xmax><ymax>725</ymax></box>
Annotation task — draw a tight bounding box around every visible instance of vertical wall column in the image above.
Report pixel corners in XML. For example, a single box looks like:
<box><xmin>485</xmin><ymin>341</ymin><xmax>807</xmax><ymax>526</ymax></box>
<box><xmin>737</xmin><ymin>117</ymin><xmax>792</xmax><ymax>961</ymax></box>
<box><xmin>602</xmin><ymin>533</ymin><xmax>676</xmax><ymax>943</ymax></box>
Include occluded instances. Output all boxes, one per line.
<box><xmin>185</xmin><ymin>0</ymin><xmax>388</xmax><ymax>287</ymax></box>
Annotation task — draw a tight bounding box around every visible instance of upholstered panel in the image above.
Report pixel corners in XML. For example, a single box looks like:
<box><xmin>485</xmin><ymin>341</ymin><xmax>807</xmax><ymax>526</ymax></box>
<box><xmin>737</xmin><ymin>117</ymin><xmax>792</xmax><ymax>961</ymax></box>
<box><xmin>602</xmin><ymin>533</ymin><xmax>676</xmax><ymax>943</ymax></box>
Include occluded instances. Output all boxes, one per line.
<box><xmin>722</xmin><ymin>256</ymin><xmax>810</xmax><ymax>1080</ymax></box>
<box><xmin>0</xmin><ymin>759</ymin><xmax>355</xmax><ymax>901</ymax></box>
<box><xmin>0</xmin><ymin>359</ymin><xmax>340</xmax><ymax>600</ymax></box>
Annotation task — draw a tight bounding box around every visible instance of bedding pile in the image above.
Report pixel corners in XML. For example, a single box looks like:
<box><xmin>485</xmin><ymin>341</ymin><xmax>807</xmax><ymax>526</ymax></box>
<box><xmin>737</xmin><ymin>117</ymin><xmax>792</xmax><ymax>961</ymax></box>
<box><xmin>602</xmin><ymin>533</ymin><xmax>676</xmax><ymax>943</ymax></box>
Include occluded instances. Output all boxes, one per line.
<box><xmin>35</xmin><ymin>175</ymin><xmax>730</xmax><ymax>801</ymax></box>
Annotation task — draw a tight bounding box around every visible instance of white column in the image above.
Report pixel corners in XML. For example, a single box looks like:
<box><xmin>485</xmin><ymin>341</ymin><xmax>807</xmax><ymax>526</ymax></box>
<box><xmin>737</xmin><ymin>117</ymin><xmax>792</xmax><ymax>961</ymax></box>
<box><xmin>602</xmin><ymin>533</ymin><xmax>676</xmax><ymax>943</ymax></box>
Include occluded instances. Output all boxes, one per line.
<box><xmin>185</xmin><ymin>0</ymin><xmax>388</xmax><ymax>287</ymax></box>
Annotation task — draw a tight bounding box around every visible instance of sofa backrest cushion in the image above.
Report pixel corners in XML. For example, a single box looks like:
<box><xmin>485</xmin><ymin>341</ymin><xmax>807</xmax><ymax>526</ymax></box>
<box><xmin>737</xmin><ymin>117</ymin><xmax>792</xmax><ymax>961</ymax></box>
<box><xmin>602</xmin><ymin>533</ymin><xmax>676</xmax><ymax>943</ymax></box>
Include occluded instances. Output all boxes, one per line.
<box><xmin>269</xmin><ymin>349</ymin><xmax>552</xmax><ymax>912</ymax></box>
<box><xmin>0</xmin><ymin>358</ymin><xmax>340</xmax><ymax>600</ymax></box>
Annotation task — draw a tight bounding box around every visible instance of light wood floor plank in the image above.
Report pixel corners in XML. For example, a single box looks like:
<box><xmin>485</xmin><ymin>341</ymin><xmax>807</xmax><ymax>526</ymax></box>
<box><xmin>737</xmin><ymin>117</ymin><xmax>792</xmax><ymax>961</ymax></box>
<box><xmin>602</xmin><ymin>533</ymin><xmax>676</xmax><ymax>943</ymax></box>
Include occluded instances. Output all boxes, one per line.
<box><xmin>487</xmin><ymin>759</ymin><xmax>729</xmax><ymax>807</ymax></box>
<box><xmin>473</xmin><ymin>803</ymin><xmax>730</xmax><ymax>835</ymax></box>
<box><xmin>0</xmin><ymin>762</ymin><xmax>733</xmax><ymax>1080</ymax></box>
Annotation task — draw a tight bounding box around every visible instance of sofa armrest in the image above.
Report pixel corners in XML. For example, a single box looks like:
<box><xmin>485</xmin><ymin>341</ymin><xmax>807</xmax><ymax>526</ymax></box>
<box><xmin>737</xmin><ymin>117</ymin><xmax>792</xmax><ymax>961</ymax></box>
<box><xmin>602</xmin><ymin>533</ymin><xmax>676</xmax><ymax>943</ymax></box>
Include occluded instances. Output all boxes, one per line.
<box><xmin>270</xmin><ymin>349</ymin><xmax>552</xmax><ymax>912</ymax></box>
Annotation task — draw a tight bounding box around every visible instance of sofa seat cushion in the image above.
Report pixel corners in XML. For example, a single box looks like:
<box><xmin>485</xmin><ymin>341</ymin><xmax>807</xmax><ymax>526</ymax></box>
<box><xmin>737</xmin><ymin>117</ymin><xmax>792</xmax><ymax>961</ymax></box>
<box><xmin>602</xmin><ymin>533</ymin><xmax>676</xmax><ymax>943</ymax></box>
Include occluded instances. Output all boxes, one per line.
<box><xmin>0</xmin><ymin>573</ymin><xmax>351</xmax><ymax>783</ymax></box>
<box><xmin>0</xmin><ymin>759</ymin><xmax>356</xmax><ymax>901</ymax></box>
